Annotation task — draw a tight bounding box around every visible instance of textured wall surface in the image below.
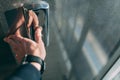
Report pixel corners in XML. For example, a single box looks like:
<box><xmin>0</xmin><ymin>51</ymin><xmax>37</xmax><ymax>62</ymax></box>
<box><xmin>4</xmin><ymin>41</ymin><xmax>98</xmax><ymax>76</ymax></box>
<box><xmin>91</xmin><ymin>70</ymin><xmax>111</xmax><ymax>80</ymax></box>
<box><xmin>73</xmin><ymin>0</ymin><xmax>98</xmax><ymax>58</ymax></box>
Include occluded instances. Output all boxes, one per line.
<box><xmin>54</xmin><ymin>0</ymin><xmax>120</xmax><ymax>80</ymax></box>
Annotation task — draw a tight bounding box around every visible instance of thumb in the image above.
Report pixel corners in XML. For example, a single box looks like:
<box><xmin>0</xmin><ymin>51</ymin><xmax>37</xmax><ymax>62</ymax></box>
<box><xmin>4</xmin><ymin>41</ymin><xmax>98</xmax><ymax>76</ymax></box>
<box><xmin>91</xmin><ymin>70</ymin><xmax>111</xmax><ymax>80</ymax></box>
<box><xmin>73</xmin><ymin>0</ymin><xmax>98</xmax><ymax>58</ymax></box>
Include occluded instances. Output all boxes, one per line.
<box><xmin>35</xmin><ymin>27</ymin><xmax>43</xmax><ymax>43</ymax></box>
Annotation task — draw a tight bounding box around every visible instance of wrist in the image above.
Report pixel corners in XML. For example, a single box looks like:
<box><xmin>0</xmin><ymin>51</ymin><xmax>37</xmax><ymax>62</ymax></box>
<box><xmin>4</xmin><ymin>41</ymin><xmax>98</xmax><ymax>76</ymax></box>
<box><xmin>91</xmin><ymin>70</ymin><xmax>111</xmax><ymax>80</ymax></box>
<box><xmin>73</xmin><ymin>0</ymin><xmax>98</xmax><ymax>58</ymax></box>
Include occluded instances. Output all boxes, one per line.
<box><xmin>25</xmin><ymin>55</ymin><xmax>46</xmax><ymax>74</ymax></box>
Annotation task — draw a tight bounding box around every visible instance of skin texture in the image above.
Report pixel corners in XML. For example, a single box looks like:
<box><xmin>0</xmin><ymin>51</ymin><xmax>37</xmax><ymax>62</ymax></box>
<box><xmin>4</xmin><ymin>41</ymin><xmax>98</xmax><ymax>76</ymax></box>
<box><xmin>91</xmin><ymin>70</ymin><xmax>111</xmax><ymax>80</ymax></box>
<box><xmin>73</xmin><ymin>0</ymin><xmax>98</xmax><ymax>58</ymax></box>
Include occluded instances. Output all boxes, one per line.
<box><xmin>4</xmin><ymin>8</ymin><xmax>46</xmax><ymax>70</ymax></box>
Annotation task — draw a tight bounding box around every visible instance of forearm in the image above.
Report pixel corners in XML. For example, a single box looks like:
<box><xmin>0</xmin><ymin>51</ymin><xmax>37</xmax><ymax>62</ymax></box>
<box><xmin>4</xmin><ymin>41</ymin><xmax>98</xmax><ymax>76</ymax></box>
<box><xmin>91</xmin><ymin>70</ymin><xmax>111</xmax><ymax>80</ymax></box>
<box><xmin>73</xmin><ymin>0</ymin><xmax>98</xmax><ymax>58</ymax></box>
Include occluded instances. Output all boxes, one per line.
<box><xmin>6</xmin><ymin>63</ymin><xmax>41</xmax><ymax>80</ymax></box>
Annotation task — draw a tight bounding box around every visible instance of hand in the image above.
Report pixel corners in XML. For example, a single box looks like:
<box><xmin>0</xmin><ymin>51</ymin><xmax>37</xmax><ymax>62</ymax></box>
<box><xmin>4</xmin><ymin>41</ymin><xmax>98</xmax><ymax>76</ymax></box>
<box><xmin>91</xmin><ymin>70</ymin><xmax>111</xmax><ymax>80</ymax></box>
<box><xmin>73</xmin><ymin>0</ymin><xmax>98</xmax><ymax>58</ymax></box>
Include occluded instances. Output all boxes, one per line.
<box><xmin>4</xmin><ymin>27</ymin><xmax>46</xmax><ymax>64</ymax></box>
<box><xmin>7</xmin><ymin>7</ymin><xmax>39</xmax><ymax>37</ymax></box>
<box><xmin>4</xmin><ymin>8</ymin><xmax>46</xmax><ymax>64</ymax></box>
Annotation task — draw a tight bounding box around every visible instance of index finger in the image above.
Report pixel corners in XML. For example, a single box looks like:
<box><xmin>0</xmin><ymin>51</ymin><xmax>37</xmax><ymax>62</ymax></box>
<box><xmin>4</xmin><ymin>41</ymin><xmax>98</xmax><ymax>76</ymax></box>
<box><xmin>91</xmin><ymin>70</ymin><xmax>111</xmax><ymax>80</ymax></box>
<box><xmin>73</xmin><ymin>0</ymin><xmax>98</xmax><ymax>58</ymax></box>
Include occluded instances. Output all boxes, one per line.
<box><xmin>32</xmin><ymin>11</ymin><xmax>39</xmax><ymax>28</ymax></box>
<box><xmin>27</xmin><ymin>10</ymin><xmax>39</xmax><ymax>29</ymax></box>
<box><xmin>35</xmin><ymin>27</ymin><xmax>43</xmax><ymax>44</ymax></box>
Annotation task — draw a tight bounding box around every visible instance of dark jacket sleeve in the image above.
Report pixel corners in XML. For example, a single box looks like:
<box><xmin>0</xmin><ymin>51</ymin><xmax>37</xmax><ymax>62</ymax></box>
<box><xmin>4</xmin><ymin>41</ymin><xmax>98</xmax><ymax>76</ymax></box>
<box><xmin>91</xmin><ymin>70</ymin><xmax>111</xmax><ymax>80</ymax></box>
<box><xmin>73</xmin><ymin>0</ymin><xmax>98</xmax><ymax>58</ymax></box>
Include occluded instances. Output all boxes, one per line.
<box><xmin>6</xmin><ymin>63</ymin><xmax>41</xmax><ymax>80</ymax></box>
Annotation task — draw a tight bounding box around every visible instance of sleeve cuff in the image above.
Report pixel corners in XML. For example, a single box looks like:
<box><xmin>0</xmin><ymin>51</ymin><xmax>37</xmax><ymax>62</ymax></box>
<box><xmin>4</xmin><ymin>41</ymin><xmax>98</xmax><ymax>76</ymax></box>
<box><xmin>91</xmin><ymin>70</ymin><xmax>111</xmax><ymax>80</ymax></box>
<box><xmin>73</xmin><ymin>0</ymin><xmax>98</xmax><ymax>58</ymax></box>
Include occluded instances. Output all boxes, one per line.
<box><xmin>7</xmin><ymin>63</ymin><xmax>41</xmax><ymax>80</ymax></box>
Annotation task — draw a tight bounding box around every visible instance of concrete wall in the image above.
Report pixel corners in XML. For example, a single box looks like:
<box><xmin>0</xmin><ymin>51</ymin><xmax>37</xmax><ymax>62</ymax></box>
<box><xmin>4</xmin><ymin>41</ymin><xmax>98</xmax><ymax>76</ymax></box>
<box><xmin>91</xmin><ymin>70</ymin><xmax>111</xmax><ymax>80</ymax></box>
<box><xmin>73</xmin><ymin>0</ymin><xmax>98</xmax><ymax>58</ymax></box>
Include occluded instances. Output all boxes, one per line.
<box><xmin>54</xmin><ymin>0</ymin><xmax>120</xmax><ymax>79</ymax></box>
